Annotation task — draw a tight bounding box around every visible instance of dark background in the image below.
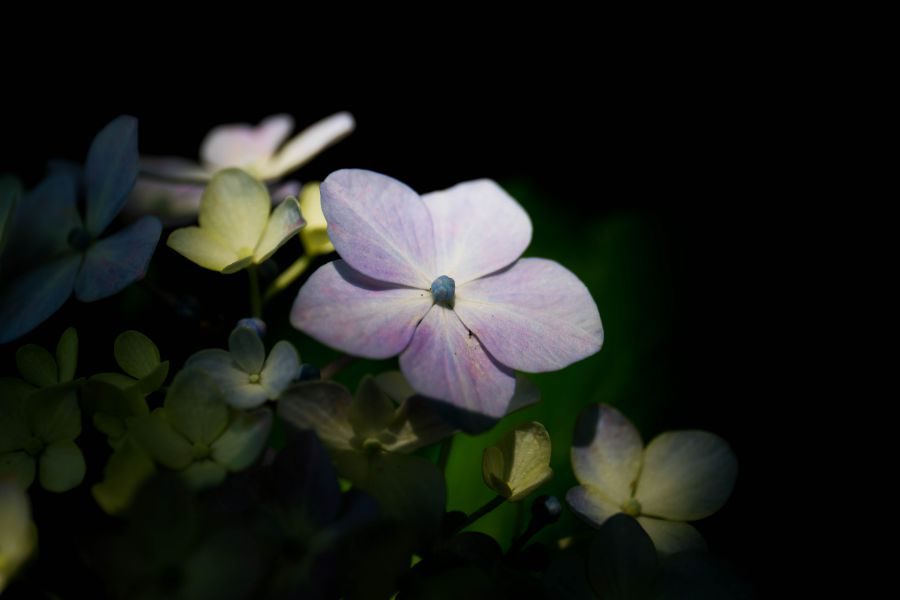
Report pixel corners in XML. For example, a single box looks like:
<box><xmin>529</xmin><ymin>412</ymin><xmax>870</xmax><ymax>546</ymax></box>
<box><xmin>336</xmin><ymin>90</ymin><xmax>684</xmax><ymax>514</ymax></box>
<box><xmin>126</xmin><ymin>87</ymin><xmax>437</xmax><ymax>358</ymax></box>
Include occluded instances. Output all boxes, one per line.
<box><xmin>2</xmin><ymin>81</ymin><xmax>779</xmax><ymax>595</ymax></box>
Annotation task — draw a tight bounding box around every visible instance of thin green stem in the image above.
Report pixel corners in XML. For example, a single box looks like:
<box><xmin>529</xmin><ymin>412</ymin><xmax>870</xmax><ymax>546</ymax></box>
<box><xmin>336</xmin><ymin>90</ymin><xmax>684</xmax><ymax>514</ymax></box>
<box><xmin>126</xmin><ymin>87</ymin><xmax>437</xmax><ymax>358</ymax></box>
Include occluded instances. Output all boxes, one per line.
<box><xmin>437</xmin><ymin>437</ymin><xmax>454</xmax><ymax>473</ymax></box>
<box><xmin>456</xmin><ymin>495</ymin><xmax>506</xmax><ymax>533</ymax></box>
<box><xmin>264</xmin><ymin>255</ymin><xmax>311</xmax><ymax>302</ymax></box>
<box><xmin>248</xmin><ymin>265</ymin><xmax>262</xmax><ymax>318</ymax></box>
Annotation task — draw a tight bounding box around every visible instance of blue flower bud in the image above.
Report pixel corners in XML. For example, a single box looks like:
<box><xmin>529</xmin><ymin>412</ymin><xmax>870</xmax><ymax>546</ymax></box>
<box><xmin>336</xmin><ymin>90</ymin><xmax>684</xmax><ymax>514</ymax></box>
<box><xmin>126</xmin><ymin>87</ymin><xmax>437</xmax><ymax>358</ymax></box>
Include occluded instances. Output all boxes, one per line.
<box><xmin>430</xmin><ymin>275</ymin><xmax>456</xmax><ymax>304</ymax></box>
<box><xmin>237</xmin><ymin>317</ymin><xmax>267</xmax><ymax>338</ymax></box>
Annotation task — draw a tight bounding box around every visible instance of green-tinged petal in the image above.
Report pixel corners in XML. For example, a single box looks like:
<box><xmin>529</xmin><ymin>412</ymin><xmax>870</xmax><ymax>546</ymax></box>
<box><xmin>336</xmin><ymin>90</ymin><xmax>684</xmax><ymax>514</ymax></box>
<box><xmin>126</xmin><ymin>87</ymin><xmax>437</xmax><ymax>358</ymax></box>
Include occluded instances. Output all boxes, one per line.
<box><xmin>15</xmin><ymin>344</ymin><xmax>58</xmax><ymax>388</ymax></box>
<box><xmin>39</xmin><ymin>440</ymin><xmax>86</xmax><ymax>492</ymax></box>
<box><xmin>210</xmin><ymin>408</ymin><xmax>272</xmax><ymax>471</ymax></box>
<box><xmin>482</xmin><ymin>421</ymin><xmax>553</xmax><ymax>501</ymax></box>
<box><xmin>75</xmin><ymin>216</ymin><xmax>161</xmax><ymax>302</ymax></box>
<box><xmin>0</xmin><ymin>379</ymin><xmax>31</xmax><ymax>453</ymax></box>
<box><xmin>298</xmin><ymin>182</ymin><xmax>335</xmax><ymax>256</ymax></box>
<box><xmin>0</xmin><ymin>452</ymin><xmax>35</xmax><ymax>489</ymax></box>
<box><xmin>348</xmin><ymin>376</ymin><xmax>396</xmax><ymax>440</ymax></box>
<box><xmin>334</xmin><ymin>450</ymin><xmax>446</xmax><ymax>547</ymax></box>
<box><xmin>164</xmin><ymin>370</ymin><xmax>228</xmax><ymax>444</ymax></box>
<box><xmin>373</xmin><ymin>370</ymin><xmax>416</xmax><ymax>404</ymax></box>
<box><xmin>259</xmin><ymin>340</ymin><xmax>300</xmax><ymax>398</ymax></box>
<box><xmin>28</xmin><ymin>390</ymin><xmax>80</xmax><ymax>443</ymax></box>
<box><xmin>635</xmin><ymin>431</ymin><xmax>737</xmax><ymax>522</ymax></box>
<box><xmin>114</xmin><ymin>330</ymin><xmax>160</xmax><ymax>379</ymax></box>
<box><xmin>130</xmin><ymin>412</ymin><xmax>193</xmax><ymax>469</ymax></box>
<box><xmin>278</xmin><ymin>381</ymin><xmax>355</xmax><ymax>451</ymax></box>
<box><xmin>166</xmin><ymin>226</ymin><xmax>247</xmax><ymax>273</ymax></box>
<box><xmin>84</xmin><ymin>116</ymin><xmax>138</xmax><ymax>235</ymax></box>
<box><xmin>566</xmin><ymin>484</ymin><xmax>622</xmax><ymax>529</ymax></box>
<box><xmin>93</xmin><ymin>413</ymin><xmax>126</xmax><ymax>439</ymax></box>
<box><xmin>56</xmin><ymin>327</ymin><xmax>78</xmax><ymax>383</ymax></box>
<box><xmin>253</xmin><ymin>196</ymin><xmax>304</xmax><ymax>263</ymax></box>
<box><xmin>571</xmin><ymin>403</ymin><xmax>644</xmax><ymax>505</ymax></box>
<box><xmin>0</xmin><ymin>175</ymin><xmax>21</xmax><ymax>256</ymax></box>
<box><xmin>185</xmin><ymin>349</ymin><xmax>268</xmax><ymax>409</ymax></box>
<box><xmin>91</xmin><ymin>437</ymin><xmax>156</xmax><ymax>515</ymax></box>
<box><xmin>0</xmin><ymin>478</ymin><xmax>37</xmax><ymax>592</ymax></box>
<box><xmin>90</xmin><ymin>372</ymin><xmax>138</xmax><ymax>391</ymax></box>
<box><xmin>199</xmin><ymin>169</ymin><xmax>269</xmax><ymax>255</ymax></box>
<box><xmin>181</xmin><ymin>460</ymin><xmax>227</xmax><ymax>490</ymax></box>
<box><xmin>228</xmin><ymin>326</ymin><xmax>265</xmax><ymax>374</ymax></box>
<box><xmin>133</xmin><ymin>361</ymin><xmax>169</xmax><ymax>397</ymax></box>
<box><xmin>588</xmin><ymin>514</ymin><xmax>660</xmax><ymax>600</ymax></box>
<box><xmin>636</xmin><ymin>518</ymin><xmax>707</xmax><ymax>556</ymax></box>
<box><xmin>382</xmin><ymin>396</ymin><xmax>456</xmax><ymax>454</ymax></box>
<box><xmin>0</xmin><ymin>254</ymin><xmax>80</xmax><ymax>345</ymax></box>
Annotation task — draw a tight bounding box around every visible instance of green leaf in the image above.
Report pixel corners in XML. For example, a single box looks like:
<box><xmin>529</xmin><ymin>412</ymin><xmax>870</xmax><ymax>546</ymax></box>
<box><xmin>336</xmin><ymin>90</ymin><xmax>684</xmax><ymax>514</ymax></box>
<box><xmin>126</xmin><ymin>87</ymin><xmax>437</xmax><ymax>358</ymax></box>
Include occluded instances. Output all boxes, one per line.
<box><xmin>130</xmin><ymin>412</ymin><xmax>193</xmax><ymax>470</ymax></box>
<box><xmin>588</xmin><ymin>514</ymin><xmax>660</xmax><ymax>600</ymax></box>
<box><xmin>15</xmin><ymin>344</ymin><xmax>58</xmax><ymax>388</ymax></box>
<box><xmin>164</xmin><ymin>370</ymin><xmax>228</xmax><ymax>445</ymax></box>
<box><xmin>28</xmin><ymin>390</ymin><xmax>81</xmax><ymax>443</ymax></box>
<box><xmin>0</xmin><ymin>451</ymin><xmax>36</xmax><ymax>490</ymax></box>
<box><xmin>114</xmin><ymin>330</ymin><xmax>161</xmax><ymax>379</ymax></box>
<box><xmin>56</xmin><ymin>327</ymin><xmax>79</xmax><ymax>383</ymax></box>
<box><xmin>91</xmin><ymin>437</ymin><xmax>157</xmax><ymax>515</ymax></box>
<box><xmin>210</xmin><ymin>408</ymin><xmax>273</xmax><ymax>471</ymax></box>
<box><xmin>39</xmin><ymin>440</ymin><xmax>86</xmax><ymax>492</ymax></box>
<box><xmin>482</xmin><ymin>422</ymin><xmax>553</xmax><ymax>501</ymax></box>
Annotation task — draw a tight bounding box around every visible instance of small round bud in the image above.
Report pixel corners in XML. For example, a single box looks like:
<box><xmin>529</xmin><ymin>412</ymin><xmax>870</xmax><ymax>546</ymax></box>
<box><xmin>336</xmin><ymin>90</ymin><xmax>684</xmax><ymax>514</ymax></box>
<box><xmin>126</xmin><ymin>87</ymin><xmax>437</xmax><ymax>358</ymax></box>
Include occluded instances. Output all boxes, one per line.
<box><xmin>532</xmin><ymin>495</ymin><xmax>563</xmax><ymax>524</ymax></box>
<box><xmin>237</xmin><ymin>317</ymin><xmax>267</xmax><ymax>337</ymax></box>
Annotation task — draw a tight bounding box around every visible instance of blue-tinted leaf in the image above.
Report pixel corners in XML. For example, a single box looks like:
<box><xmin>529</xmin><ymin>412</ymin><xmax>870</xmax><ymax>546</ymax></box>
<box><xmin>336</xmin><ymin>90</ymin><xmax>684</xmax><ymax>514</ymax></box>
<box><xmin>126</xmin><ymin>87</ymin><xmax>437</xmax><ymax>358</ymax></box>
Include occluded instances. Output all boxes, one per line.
<box><xmin>56</xmin><ymin>327</ymin><xmax>79</xmax><ymax>383</ymax></box>
<box><xmin>75</xmin><ymin>215</ymin><xmax>161</xmax><ymax>302</ymax></box>
<box><xmin>0</xmin><ymin>254</ymin><xmax>80</xmax><ymax>344</ymax></box>
<box><xmin>4</xmin><ymin>171</ymin><xmax>81</xmax><ymax>271</ymax></box>
<box><xmin>0</xmin><ymin>174</ymin><xmax>21</xmax><ymax>256</ymax></box>
<box><xmin>85</xmin><ymin>115</ymin><xmax>139</xmax><ymax>235</ymax></box>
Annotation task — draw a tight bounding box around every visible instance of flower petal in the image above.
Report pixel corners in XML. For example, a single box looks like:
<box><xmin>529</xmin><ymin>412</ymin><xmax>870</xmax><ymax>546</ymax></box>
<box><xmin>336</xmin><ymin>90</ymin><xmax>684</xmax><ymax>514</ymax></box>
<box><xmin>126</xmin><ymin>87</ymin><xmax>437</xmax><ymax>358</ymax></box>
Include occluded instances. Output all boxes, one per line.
<box><xmin>130</xmin><ymin>412</ymin><xmax>193</xmax><ymax>469</ymax></box>
<box><xmin>566</xmin><ymin>484</ymin><xmax>622</xmax><ymax>528</ymax></box>
<box><xmin>229</xmin><ymin>326</ymin><xmax>265</xmax><ymax>374</ymax></box>
<box><xmin>164</xmin><ymin>370</ymin><xmax>228</xmax><ymax>445</ymax></box>
<box><xmin>321</xmin><ymin>169</ymin><xmax>435</xmax><ymax>287</ymax></box>
<box><xmin>91</xmin><ymin>437</ymin><xmax>156</xmax><ymax>515</ymax></box>
<box><xmin>127</xmin><ymin>178</ymin><xmax>205</xmax><ymax>224</ymax></box>
<box><xmin>181</xmin><ymin>460</ymin><xmax>227</xmax><ymax>490</ymax></box>
<box><xmin>210</xmin><ymin>408</ymin><xmax>273</xmax><ymax>471</ymax></box>
<box><xmin>56</xmin><ymin>327</ymin><xmax>79</xmax><ymax>383</ymax></box>
<box><xmin>198</xmin><ymin>169</ymin><xmax>270</xmax><ymax>256</ymax></box>
<box><xmin>253</xmin><ymin>196</ymin><xmax>304</xmax><ymax>263</ymax></box>
<box><xmin>0</xmin><ymin>452</ymin><xmax>35</xmax><ymax>489</ymax></box>
<box><xmin>28</xmin><ymin>390</ymin><xmax>81</xmax><ymax>443</ymax></box>
<box><xmin>139</xmin><ymin>156</ymin><xmax>211</xmax><ymax>181</ymax></box>
<box><xmin>201</xmin><ymin>114</ymin><xmax>294</xmax><ymax>171</ymax></box>
<box><xmin>571</xmin><ymin>404</ymin><xmax>643</xmax><ymax>505</ymax></box>
<box><xmin>399</xmin><ymin>305</ymin><xmax>516</xmax><ymax>419</ymax></box>
<box><xmin>185</xmin><ymin>349</ymin><xmax>268</xmax><ymax>409</ymax></box>
<box><xmin>85</xmin><ymin>115</ymin><xmax>138</xmax><ymax>235</ymax></box>
<box><xmin>636</xmin><ymin>517</ymin><xmax>707</xmax><ymax>555</ymax></box>
<box><xmin>39</xmin><ymin>440</ymin><xmax>86</xmax><ymax>492</ymax></box>
<box><xmin>114</xmin><ymin>330</ymin><xmax>160</xmax><ymax>379</ymax></box>
<box><xmin>260</xmin><ymin>340</ymin><xmax>300</xmax><ymax>398</ymax></box>
<box><xmin>482</xmin><ymin>421</ymin><xmax>553</xmax><ymax>501</ymax></box>
<box><xmin>166</xmin><ymin>226</ymin><xmax>248</xmax><ymax>273</ymax></box>
<box><xmin>0</xmin><ymin>254</ymin><xmax>80</xmax><ymax>344</ymax></box>
<box><xmin>16</xmin><ymin>344</ymin><xmax>58</xmax><ymax>387</ymax></box>
<box><xmin>291</xmin><ymin>260</ymin><xmax>432</xmax><ymax>359</ymax></box>
<box><xmin>298</xmin><ymin>182</ymin><xmax>334</xmax><ymax>256</ymax></box>
<box><xmin>634</xmin><ymin>431</ymin><xmax>737</xmax><ymax>522</ymax></box>
<box><xmin>455</xmin><ymin>258</ymin><xmax>603</xmax><ymax>372</ymax></box>
<box><xmin>75</xmin><ymin>216</ymin><xmax>162</xmax><ymax>302</ymax></box>
<box><xmin>263</xmin><ymin>111</ymin><xmax>356</xmax><ymax>180</ymax></box>
<box><xmin>423</xmin><ymin>179</ymin><xmax>531</xmax><ymax>284</ymax></box>
<box><xmin>278</xmin><ymin>381</ymin><xmax>356</xmax><ymax>451</ymax></box>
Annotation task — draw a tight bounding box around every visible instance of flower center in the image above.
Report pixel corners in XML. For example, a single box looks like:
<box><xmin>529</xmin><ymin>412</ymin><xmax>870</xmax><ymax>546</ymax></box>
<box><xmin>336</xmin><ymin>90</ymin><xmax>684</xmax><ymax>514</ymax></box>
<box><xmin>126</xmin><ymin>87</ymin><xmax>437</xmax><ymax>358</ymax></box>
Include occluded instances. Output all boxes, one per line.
<box><xmin>192</xmin><ymin>442</ymin><xmax>211</xmax><ymax>460</ymax></box>
<box><xmin>430</xmin><ymin>275</ymin><xmax>456</xmax><ymax>305</ymax></box>
<box><xmin>67</xmin><ymin>227</ymin><xmax>93</xmax><ymax>251</ymax></box>
<box><xmin>24</xmin><ymin>436</ymin><xmax>45</xmax><ymax>457</ymax></box>
<box><xmin>622</xmin><ymin>497</ymin><xmax>642</xmax><ymax>517</ymax></box>
<box><xmin>248</xmin><ymin>373</ymin><xmax>261</xmax><ymax>384</ymax></box>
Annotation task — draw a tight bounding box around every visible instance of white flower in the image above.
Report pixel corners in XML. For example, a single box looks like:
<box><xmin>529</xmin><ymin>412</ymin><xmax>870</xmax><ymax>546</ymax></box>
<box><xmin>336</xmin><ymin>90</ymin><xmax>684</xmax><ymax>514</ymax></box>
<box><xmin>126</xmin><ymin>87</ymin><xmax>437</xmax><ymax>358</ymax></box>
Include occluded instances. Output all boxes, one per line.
<box><xmin>566</xmin><ymin>404</ymin><xmax>737</xmax><ymax>555</ymax></box>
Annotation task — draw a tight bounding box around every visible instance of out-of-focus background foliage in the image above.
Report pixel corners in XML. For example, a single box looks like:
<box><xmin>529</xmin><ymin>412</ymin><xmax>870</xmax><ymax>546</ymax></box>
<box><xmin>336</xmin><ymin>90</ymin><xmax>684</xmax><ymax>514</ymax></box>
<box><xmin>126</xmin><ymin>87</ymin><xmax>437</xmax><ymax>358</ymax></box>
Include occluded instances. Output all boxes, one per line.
<box><xmin>2</xmin><ymin>82</ymin><xmax>769</xmax><ymax>591</ymax></box>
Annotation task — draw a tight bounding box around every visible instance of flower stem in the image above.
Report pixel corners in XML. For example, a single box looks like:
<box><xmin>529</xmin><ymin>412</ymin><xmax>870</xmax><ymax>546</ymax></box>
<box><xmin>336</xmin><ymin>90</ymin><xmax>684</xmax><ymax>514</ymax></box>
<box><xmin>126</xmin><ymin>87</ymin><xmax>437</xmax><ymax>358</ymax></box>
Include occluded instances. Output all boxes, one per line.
<box><xmin>248</xmin><ymin>265</ymin><xmax>262</xmax><ymax>318</ymax></box>
<box><xmin>264</xmin><ymin>255</ymin><xmax>311</xmax><ymax>302</ymax></box>
<box><xmin>321</xmin><ymin>355</ymin><xmax>357</xmax><ymax>380</ymax></box>
<box><xmin>437</xmin><ymin>437</ymin><xmax>454</xmax><ymax>473</ymax></box>
<box><xmin>457</xmin><ymin>495</ymin><xmax>506</xmax><ymax>532</ymax></box>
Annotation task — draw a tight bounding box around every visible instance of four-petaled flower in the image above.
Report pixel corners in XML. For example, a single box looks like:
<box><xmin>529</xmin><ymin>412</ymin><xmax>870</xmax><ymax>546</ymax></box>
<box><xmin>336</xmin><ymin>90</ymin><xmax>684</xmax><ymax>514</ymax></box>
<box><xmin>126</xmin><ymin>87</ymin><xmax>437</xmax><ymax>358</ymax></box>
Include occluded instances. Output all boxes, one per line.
<box><xmin>566</xmin><ymin>403</ymin><xmax>737</xmax><ymax>555</ymax></box>
<box><xmin>129</xmin><ymin>112</ymin><xmax>355</xmax><ymax>223</ymax></box>
<box><xmin>291</xmin><ymin>170</ymin><xmax>603</xmax><ymax>419</ymax></box>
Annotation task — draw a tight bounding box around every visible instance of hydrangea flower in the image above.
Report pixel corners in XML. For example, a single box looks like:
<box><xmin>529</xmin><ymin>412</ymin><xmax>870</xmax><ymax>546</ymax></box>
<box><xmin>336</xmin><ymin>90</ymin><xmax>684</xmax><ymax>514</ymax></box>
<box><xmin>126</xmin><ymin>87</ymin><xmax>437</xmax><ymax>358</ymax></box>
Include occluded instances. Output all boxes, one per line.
<box><xmin>298</xmin><ymin>182</ymin><xmax>334</xmax><ymax>257</ymax></box>
<box><xmin>185</xmin><ymin>323</ymin><xmax>300</xmax><ymax>409</ymax></box>
<box><xmin>566</xmin><ymin>404</ymin><xmax>738</xmax><ymax>555</ymax></box>
<box><xmin>0</xmin><ymin>116</ymin><xmax>162</xmax><ymax>343</ymax></box>
<box><xmin>482</xmin><ymin>421</ymin><xmax>553</xmax><ymax>501</ymax></box>
<box><xmin>291</xmin><ymin>170</ymin><xmax>603</xmax><ymax>418</ymax></box>
<box><xmin>131</xmin><ymin>369</ymin><xmax>272</xmax><ymax>489</ymax></box>
<box><xmin>0</xmin><ymin>478</ymin><xmax>37</xmax><ymax>593</ymax></box>
<box><xmin>129</xmin><ymin>112</ymin><xmax>355</xmax><ymax>222</ymax></box>
<box><xmin>166</xmin><ymin>168</ymin><xmax>304</xmax><ymax>273</ymax></box>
